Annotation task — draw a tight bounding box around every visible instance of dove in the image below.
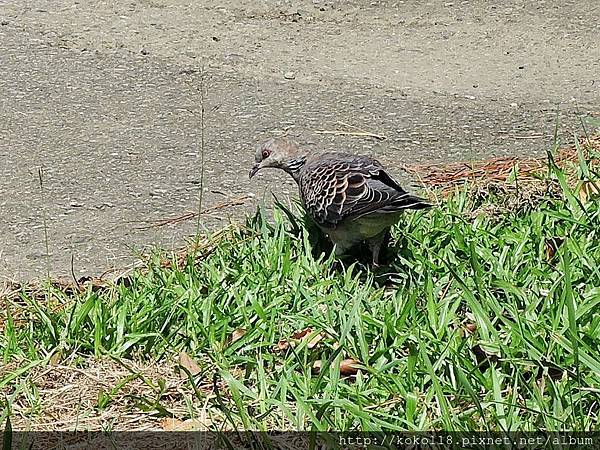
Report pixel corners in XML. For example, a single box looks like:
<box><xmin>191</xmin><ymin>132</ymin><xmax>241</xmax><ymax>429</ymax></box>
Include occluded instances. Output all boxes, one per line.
<box><xmin>249</xmin><ymin>138</ymin><xmax>430</xmax><ymax>265</ymax></box>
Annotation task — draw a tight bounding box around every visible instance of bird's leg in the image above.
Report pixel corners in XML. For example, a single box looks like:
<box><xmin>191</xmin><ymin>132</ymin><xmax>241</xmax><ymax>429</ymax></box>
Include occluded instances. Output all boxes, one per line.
<box><xmin>367</xmin><ymin>229</ymin><xmax>390</xmax><ymax>267</ymax></box>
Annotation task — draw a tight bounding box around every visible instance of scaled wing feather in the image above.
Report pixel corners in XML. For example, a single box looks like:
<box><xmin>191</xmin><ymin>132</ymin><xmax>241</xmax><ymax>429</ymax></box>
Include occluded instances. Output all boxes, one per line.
<box><xmin>299</xmin><ymin>153</ymin><xmax>429</xmax><ymax>228</ymax></box>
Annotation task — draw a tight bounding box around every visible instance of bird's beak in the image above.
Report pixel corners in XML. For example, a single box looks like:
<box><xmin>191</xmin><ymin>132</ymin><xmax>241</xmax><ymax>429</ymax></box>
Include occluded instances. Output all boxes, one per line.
<box><xmin>249</xmin><ymin>164</ymin><xmax>260</xmax><ymax>179</ymax></box>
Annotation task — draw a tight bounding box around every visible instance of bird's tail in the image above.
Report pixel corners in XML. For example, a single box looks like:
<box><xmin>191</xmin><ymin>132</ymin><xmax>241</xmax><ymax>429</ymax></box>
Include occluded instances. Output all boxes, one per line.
<box><xmin>388</xmin><ymin>193</ymin><xmax>432</xmax><ymax>211</ymax></box>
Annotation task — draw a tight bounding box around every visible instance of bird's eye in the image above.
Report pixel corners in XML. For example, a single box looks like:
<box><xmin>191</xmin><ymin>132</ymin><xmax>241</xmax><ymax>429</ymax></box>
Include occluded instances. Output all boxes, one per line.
<box><xmin>262</xmin><ymin>150</ymin><xmax>271</xmax><ymax>159</ymax></box>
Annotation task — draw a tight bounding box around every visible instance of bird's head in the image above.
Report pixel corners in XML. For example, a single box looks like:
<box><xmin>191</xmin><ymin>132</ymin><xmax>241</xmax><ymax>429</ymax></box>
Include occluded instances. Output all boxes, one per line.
<box><xmin>249</xmin><ymin>138</ymin><xmax>307</xmax><ymax>180</ymax></box>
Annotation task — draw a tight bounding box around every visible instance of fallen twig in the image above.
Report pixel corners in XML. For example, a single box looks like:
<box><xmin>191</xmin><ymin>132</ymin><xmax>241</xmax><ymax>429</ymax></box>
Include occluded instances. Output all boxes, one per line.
<box><xmin>315</xmin><ymin>130</ymin><xmax>387</xmax><ymax>140</ymax></box>
<box><xmin>315</xmin><ymin>122</ymin><xmax>386</xmax><ymax>140</ymax></box>
<box><xmin>135</xmin><ymin>194</ymin><xmax>252</xmax><ymax>230</ymax></box>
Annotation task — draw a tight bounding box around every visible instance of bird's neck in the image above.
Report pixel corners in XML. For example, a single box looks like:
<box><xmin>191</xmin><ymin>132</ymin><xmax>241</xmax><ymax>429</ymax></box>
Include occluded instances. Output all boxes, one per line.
<box><xmin>284</xmin><ymin>155</ymin><xmax>307</xmax><ymax>182</ymax></box>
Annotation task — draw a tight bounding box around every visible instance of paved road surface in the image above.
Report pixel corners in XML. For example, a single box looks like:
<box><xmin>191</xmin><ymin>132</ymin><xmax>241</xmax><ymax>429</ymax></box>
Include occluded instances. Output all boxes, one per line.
<box><xmin>1</xmin><ymin>0</ymin><xmax>599</xmax><ymax>280</ymax></box>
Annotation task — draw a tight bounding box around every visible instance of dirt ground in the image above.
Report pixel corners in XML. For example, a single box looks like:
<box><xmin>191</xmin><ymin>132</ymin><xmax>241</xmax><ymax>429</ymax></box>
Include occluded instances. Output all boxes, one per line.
<box><xmin>1</xmin><ymin>0</ymin><xmax>599</xmax><ymax>281</ymax></box>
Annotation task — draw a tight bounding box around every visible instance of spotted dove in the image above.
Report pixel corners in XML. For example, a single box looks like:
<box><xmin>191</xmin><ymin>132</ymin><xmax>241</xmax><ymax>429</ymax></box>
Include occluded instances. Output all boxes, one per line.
<box><xmin>249</xmin><ymin>138</ymin><xmax>430</xmax><ymax>265</ymax></box>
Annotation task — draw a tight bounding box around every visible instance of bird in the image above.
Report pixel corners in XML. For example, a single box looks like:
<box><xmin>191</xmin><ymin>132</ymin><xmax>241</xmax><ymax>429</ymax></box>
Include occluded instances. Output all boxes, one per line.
<box><xmin>249</xmin><ymin>138</ymin><xmax>431</xmax><ymax>265</ymax></box>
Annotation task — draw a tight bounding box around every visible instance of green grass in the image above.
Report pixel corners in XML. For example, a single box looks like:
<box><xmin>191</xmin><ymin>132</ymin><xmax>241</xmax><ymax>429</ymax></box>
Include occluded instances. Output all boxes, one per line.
<box><xmin>1</xmin><ymin>159</ymin><xmax>600</xmax><ymax>432</ymax></box>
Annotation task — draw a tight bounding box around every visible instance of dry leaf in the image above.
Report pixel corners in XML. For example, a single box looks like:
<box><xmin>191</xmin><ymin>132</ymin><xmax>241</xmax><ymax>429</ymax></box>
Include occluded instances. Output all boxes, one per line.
<box><xmin>160</xmin><ymin>418</ymin><xmax>211</xmax><ymax>431</ymax></box>
<box><xmin>274</xmin><ymin>339</ymin><xmax>290</xmax><ymax>352</ymax></box>
<box><xmin>273</xmin><ymin>327</ymin><xmax>326</xmax><ymax>352</ymax></box>
<box><xmin>161</xmin><ymin>418</ymin><xmax>183</xmax><ymax>431</ymax></box>
<box><xmin>291</xmin><ymin>327</ymin><xmax>313</xmax><ymax>340</ymax></box>
<box><xmin>160</xmin><ymin>258</ymin><xmax>172</xmax><ymax>268</ymax></box>
<box><xmin>307</xmin><ymin>332</ymin><xmax>325</xmax><ymax>349</ymax></box>
<box><xmin>312</xmin><ymin>359</ymin><xmax>362</xmax><ymax>376</ymax></box>
<box><xmin>49</xmin><ymin>351</ymin><xmax>62</xmax><ymax>366</ymax></box>
<box><xmin>463</xmin><ymin>322</ymin><xmax>477</xmax><ymax>335</ymax></box>
<box><xmin>311</xmin><ymin>360</ymin><xmax>322</xmax><ymax>374</ymax></box>
<box><xmin>545</xmin><ymin>237</ymin><xmax>564</xmax><ymax>261</ymax></box>
<box><xmin>231</xmin><ymin>327</ymin><xmax>246</xmax><ymax>342</ymax></box>
<box><xmin>178</xmin><ymin>351</ymin><xmax>201</xmax><ymax>376</ymax></box>
<box><xmin>227</xmin><ymin>327</ymin><xmax>247</xmax><ymax>346</ymax></box>
<box><xmin>578</xmin><ymin>180</ymin><xmax>600</xmax><ymax>204</ymax></box>
<box><xmin>339</xmin><ymin>358</ymin><xmax>361</xmax><ymax>376</ymax></box>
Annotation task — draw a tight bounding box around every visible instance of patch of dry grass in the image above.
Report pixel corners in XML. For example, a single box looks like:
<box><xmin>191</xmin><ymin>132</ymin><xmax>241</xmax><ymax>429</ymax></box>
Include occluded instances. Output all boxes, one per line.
<box><xmin>5</xmin><ymin>356</ymin><xmax>223</xmax><ymax>431</ymax></box>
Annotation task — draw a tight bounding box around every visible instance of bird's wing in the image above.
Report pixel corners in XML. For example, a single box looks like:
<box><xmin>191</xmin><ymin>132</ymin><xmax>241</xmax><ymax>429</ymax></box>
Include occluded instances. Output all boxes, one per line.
<box><xmin>299</xmin><ymin>154</ymin><xmax>430</xmax><ymax>228</ymax></box>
